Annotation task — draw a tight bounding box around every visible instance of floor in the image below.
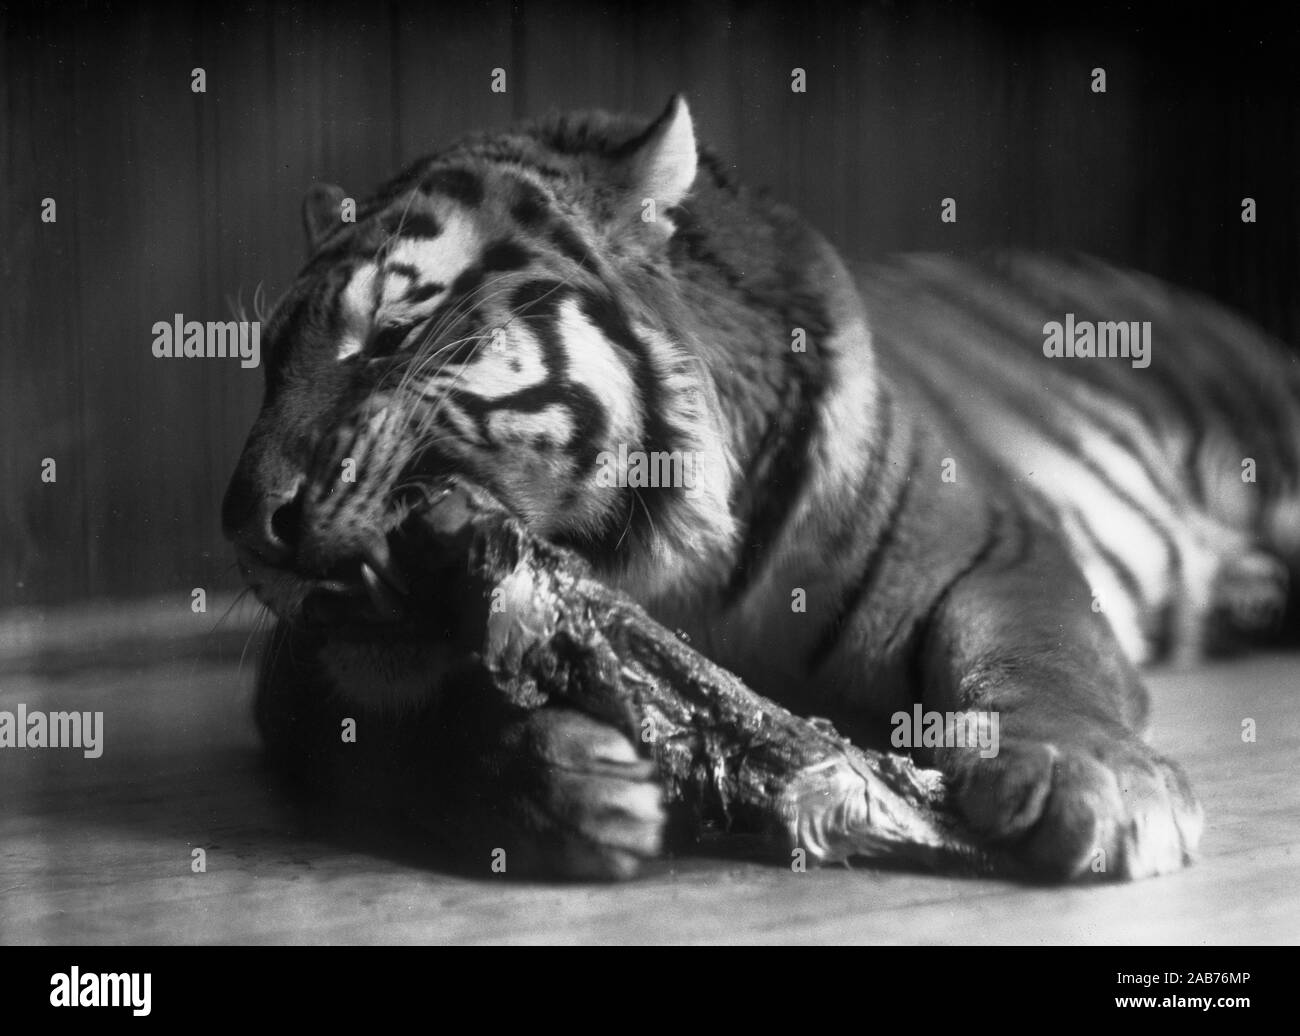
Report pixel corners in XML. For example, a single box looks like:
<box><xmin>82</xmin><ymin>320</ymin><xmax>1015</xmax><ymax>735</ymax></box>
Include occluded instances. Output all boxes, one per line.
<box><xmin>1</xmin><ymin>598</ymin><xmax>1297</xmax><ymax>945</ymax></box>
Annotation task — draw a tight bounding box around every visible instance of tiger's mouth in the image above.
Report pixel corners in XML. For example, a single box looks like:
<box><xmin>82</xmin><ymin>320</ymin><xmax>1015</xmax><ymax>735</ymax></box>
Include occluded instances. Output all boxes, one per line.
<box><xmin>237</xmin><ymin>495</ymin><xmax>472</xmax><ymax>640</ymax></box>
<box><xmin>298</xmin><ymin>538</ymin><xmax>412</xmax><ymax>629</ymax></box>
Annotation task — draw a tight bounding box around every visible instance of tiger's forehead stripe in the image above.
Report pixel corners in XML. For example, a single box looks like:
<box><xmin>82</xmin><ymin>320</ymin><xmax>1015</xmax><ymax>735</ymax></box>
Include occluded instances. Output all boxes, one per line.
<box><xmin>419</xmin><ymin>166</ymin><xmax>486</xmax><ymax>208</ymax></box>
<box><xmin>379</xmin><ymin>210</ymin><xmax>443</xmax><ymax>240</ymax></box>
<box><xmin>331</xmin><ymin>205</ymin><xmax>483</xmax><ymax>361</ymax></box>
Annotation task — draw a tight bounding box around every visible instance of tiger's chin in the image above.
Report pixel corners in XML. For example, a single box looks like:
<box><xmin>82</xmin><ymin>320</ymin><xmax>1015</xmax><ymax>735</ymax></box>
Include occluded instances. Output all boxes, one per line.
<box><xmin>315</xmin><ymin>636</ymin><xmax>462</xmax><ymax>713</ymax></box>
<box><xmin>272</xmin><ymin>589</ymin><xmax>471</xmax><ymax>712</ymax></box>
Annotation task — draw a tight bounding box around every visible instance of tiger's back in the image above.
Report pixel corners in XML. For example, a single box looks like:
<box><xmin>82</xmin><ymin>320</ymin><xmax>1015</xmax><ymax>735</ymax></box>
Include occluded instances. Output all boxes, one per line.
<box><xmin>862</xmin><ymin>251</ymin><xmax>1300</xmax><ymax>666</ymax></box>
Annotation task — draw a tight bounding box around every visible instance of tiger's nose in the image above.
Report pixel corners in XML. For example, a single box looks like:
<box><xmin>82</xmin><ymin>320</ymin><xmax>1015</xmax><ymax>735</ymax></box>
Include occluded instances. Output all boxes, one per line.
<box><xmin>221</xmin><ymin>472</ymin><xmax>305</xmax><ymax>566</ymax></box>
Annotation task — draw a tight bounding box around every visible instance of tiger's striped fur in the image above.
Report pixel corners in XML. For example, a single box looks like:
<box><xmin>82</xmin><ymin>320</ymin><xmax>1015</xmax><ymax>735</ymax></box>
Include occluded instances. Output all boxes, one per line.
<box><xmin>863</xmin><ymin>252</ymin><xmax>1300</xmax><ymax>667</ymax></box>
<box><xmin>226</xmin><ymin>96</ymin><xmax>1296</xmax><ymax>881</ymax></box>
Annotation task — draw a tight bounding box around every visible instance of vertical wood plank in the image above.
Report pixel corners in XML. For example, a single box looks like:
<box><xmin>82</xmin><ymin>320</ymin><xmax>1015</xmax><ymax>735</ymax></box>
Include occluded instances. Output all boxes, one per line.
<box><xmin>390</xmin><ymin>0</ymin><xmax>516</xmax><ymax>162</ymax></box>
<box><xmin>3</xmin><ymin>6</ymin><xmax>90</xmax><ymax>607</ymax></box>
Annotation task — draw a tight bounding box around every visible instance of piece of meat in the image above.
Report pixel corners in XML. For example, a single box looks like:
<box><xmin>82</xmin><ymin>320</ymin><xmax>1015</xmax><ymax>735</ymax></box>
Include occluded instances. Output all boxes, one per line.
<box><xmin>397</xmin><ymin>478</ymin><xmax>992</xmax><ymax>873</ymax></box>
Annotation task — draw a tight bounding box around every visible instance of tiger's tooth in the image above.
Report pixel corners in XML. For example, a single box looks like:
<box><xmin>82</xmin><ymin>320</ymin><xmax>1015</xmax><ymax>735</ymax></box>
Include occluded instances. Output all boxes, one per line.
<box><xmin>363</xmin><ymin>538</ymin><xmax>409</xmax><ymax>594</ymax></box>
<box><xmin>361</xmin><ymin>561</ymin><xmax>404</xmax><ymax>620</ymax></box>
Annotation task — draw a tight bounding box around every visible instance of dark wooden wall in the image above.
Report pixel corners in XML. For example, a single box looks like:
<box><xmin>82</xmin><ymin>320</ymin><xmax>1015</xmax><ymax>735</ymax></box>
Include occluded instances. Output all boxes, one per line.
<box><xmin>3</xmin><ymin>0</ymin><xmax>1298</xmax><ymax>608</ymax></box>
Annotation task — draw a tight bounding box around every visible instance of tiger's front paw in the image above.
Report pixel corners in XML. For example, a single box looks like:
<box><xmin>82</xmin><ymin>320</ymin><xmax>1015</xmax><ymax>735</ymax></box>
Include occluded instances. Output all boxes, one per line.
<box><xmin>949</xmin><ymin>733</ymin><xmax>1203</xmax><ymax>881</ymax></box>
<box><xmin>475</xmin><ymin>708</ymin><xmax>665</xmax><ymax>881</ymax></box>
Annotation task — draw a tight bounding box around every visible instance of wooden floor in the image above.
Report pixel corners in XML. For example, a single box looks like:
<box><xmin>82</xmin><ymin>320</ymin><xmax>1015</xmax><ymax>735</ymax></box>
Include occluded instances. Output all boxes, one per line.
<box><xmin>1</xmin><ymin>600</ymin><xmax>1297</xmax><ymax>945</ymax></box>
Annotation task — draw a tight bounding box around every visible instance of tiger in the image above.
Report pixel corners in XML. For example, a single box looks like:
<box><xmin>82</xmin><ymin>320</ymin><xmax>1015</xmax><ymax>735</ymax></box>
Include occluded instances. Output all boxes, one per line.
<box><xmin>223</xmin><ymin>95</ymin><xmax>1300</xmax><ymax>882</ymax></box>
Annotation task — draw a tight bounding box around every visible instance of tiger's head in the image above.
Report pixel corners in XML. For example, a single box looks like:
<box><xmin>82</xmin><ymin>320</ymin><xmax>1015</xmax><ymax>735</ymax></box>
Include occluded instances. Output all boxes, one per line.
<box><xmin>223</xmin><ymin>97</ymin><xmax>742</xmax><ymax>649</ymax></box>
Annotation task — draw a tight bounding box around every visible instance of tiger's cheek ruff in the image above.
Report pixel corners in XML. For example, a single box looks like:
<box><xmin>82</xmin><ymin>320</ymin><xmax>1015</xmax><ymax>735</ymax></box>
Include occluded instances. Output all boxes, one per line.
<box><xmin>437</xmin><ymin>294</ymin><xmax>647</xmax><ymax>536</ymax></box>
<box><xmin>603</xmin><ymin>321</ymin><xmax>738</xmax><ymax>600</ymax></box>
<box><xmin>518</xmin><ymin>276</ymin><xmax>740</xmax><ymax>599</ymax></box>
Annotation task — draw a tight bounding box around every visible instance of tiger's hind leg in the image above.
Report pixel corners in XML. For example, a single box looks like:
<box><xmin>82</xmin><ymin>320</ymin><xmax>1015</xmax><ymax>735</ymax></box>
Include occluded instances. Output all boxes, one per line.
<box><xmin>1158</xmin><ymin>279</ymin><xmax>1300</xmax><ymax>650</ymax></box>
<box><xmin>1205</xmin><ymin>548</ymin><xmax>1291</xmax><ymax>652</ymax></box>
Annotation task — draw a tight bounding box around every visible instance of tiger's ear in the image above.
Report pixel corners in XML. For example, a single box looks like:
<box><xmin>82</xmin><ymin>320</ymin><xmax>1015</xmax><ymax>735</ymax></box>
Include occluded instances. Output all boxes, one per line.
<box><xmin>302</xmin><ymin>183</ymin><xmax>348</xmax><ymax>253</ymax></box>
<box><xmin>616</xmin><ymin>95</ymin><xmax>697</xmax><ymax>233</ymax></box>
